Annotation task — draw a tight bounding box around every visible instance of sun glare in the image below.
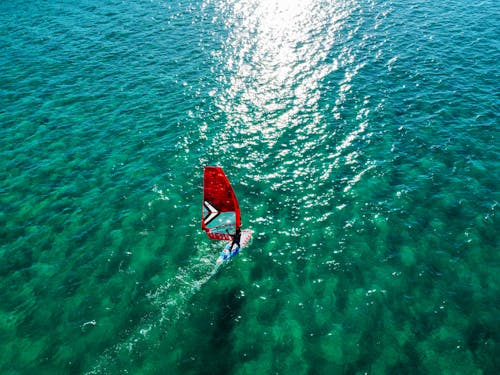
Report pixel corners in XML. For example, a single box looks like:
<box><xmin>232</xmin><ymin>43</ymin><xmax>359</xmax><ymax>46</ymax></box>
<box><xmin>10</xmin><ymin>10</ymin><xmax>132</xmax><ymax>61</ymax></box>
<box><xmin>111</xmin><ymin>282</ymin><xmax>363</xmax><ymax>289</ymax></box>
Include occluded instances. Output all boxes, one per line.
<box><xmin>211</xmin><ymin>0</ymin><xmax>347</xmax><ymax>146</ymax></box>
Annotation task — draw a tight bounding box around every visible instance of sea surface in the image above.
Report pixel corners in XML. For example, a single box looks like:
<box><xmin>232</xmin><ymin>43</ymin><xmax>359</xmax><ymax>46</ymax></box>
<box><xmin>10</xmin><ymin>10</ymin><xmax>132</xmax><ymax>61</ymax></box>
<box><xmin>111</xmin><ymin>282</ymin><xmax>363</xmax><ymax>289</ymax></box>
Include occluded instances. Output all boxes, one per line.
<box><xmin>1</xmin><ymin>0</ymin><xmax>498</xmax><ymax>374</ymax></box>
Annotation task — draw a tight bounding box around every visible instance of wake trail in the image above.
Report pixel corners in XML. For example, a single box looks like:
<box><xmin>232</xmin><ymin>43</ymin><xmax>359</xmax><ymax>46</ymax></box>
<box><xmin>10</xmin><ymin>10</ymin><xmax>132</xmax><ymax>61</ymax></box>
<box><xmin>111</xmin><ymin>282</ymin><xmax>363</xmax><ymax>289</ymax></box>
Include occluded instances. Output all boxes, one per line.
<box><xmin>86</xmin><ymin>249</ymin><xmax>223</xmax><ymax>374</ymax></box>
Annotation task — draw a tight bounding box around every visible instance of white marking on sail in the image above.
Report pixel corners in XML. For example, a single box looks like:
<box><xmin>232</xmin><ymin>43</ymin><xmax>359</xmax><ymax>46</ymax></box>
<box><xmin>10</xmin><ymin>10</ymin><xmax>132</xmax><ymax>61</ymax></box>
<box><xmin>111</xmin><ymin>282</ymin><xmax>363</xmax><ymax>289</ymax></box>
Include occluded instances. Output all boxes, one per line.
<box><xmin>203</xmin><ymin>201</ymin><xmax>219</xmax><ymax>225</ymax></box>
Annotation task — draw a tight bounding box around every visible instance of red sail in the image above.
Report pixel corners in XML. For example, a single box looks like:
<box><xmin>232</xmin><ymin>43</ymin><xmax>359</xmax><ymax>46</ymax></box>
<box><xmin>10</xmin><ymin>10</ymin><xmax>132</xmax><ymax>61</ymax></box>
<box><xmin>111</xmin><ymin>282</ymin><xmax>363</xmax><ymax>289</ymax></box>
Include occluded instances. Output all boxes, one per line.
<box><xmin>202</xmin><ymin>166</ymin><xmax>241</xmax><ymax>240</ymax></box>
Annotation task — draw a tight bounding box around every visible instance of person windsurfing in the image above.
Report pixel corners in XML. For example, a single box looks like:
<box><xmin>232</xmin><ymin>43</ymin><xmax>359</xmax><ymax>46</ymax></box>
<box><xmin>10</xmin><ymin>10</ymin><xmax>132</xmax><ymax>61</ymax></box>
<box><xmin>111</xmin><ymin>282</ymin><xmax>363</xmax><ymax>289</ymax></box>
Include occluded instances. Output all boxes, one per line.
<box><xmin>227</xmin><ymin>227</ymin><xmax>241</xmax><ymax>252</ymax></box>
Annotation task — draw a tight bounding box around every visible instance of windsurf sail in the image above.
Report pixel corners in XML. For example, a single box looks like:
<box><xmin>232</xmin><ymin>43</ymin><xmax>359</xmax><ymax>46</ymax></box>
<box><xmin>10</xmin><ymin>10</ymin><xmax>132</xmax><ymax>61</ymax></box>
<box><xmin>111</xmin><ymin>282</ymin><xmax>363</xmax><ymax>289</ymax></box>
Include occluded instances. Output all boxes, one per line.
<box><xmin>202</xmin><ymin>166</ymin><xmax>241</xmax><ymax>241</ymax></box>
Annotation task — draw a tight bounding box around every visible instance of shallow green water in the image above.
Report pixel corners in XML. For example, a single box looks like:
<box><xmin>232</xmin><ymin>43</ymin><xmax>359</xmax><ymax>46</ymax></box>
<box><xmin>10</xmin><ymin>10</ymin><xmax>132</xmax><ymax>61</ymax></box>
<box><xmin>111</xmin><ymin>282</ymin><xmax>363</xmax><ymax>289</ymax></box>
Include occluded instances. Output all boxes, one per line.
<box><xmin>1</xmin><ymin>0</ymin><xmax>498</xmax><ymax>374</ymax></box>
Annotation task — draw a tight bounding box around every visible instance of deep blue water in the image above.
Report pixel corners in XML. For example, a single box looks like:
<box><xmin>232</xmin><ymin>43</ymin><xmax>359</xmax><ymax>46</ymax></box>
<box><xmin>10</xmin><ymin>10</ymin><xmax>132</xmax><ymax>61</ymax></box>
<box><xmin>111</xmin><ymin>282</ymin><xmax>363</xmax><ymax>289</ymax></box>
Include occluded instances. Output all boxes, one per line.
<box><xmin>1</xmin><ymin>0</ymin><xmax>498</xmax><ymax>374</ymax></box>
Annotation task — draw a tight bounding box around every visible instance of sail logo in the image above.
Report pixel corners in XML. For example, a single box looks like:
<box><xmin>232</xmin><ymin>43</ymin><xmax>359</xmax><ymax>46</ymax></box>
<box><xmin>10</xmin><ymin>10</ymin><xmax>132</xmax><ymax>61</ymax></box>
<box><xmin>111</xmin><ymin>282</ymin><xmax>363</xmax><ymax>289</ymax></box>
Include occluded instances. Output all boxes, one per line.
<box><xmin>203</xmin><ymin>201</ymin><xmax>219</xmax><ymax>226</ymax></box>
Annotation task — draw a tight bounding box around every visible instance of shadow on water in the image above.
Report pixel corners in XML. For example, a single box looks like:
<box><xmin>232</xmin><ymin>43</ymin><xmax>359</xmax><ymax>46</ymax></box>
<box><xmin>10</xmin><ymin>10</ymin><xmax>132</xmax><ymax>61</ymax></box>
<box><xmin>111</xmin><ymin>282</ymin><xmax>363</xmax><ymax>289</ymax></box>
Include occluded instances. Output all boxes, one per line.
<box><xmin>176</xmin><ymin>286</ymin><xmax>244</xmax><ymax>375</ymax></box>
<box><xmin>210</xmin><ymin>287</ymin><xmax>244</xmax><ymax>348</ymax></box>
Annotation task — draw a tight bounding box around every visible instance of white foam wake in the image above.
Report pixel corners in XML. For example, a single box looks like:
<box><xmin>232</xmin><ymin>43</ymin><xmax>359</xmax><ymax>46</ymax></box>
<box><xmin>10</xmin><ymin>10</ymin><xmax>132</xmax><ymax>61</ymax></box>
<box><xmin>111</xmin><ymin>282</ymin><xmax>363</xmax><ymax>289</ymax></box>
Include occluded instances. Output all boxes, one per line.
<box><xmin>86</xmin><ymin>249</ymin><xmax>223</xmax><ymax>374</ymax></box>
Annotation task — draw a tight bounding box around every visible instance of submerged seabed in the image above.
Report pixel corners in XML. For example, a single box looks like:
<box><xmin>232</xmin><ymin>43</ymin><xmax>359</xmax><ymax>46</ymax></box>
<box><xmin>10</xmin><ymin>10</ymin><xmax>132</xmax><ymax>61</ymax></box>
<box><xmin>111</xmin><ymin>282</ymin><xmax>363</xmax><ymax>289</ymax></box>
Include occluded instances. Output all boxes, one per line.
<box><xmin>0</xmin><ymin>0</ymin><xmax>498</xmax><ymax>374</ymax></box>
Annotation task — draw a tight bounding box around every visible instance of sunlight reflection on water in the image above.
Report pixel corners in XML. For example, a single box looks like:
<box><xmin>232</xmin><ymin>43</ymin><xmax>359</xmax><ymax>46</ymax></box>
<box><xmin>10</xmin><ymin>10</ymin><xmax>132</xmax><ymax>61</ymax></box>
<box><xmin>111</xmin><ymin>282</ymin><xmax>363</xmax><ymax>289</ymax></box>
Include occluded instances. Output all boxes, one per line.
<box><xmin>211</xmin><ymin>0</ymin><xmax>353</xmax><ymax>148</ymax></box>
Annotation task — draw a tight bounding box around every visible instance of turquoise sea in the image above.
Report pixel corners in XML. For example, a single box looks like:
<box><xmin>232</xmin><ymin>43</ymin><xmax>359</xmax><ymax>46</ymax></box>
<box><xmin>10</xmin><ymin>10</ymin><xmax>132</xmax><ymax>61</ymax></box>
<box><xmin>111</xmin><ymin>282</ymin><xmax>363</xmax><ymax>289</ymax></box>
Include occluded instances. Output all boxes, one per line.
<box><xmin>1</xmin><ymin>0</ymin><xmax>498</xmax><ymax>373</ymax></box>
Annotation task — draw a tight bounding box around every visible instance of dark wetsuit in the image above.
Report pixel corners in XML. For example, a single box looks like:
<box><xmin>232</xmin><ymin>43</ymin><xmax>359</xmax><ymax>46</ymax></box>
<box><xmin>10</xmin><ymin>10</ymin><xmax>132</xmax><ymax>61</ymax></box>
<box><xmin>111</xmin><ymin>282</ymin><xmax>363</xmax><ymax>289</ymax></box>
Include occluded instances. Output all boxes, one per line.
<box><xmin>229</xmin><ymin>228</ymin><xmax>241</xmax><ymax>251</ymax></box>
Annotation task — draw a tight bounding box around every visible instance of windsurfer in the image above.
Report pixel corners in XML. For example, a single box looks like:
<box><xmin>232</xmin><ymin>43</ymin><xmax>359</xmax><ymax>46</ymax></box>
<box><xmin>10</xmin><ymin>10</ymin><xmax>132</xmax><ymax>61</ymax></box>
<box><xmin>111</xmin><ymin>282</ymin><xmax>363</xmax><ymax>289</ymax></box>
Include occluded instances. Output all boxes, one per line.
<box><xmin>227</xmin><ymin>227</ymin><xmax>241</xmax><ymax>252</ymax></box>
